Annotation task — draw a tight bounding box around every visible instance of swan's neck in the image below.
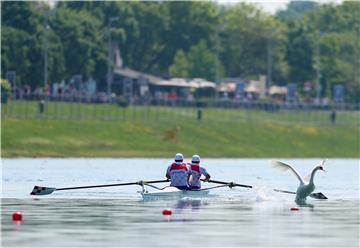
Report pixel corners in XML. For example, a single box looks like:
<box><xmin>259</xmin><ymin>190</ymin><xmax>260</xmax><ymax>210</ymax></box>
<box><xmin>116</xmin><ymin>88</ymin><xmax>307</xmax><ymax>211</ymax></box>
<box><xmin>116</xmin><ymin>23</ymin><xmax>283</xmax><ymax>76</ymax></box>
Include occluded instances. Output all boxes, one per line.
<box><xmin>309</xmin><ymin>168</ymin><xmax>319</xmax><ymax>184</ymax></box>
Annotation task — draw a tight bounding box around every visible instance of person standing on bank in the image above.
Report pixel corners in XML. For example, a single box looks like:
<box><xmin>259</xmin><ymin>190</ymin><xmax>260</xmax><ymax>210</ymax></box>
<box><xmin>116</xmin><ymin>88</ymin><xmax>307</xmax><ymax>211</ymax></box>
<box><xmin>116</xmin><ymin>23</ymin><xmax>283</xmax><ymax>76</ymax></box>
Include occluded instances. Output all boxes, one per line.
<box><xmin>166</xmin><ymin>153</ymin><xmax>190</xmax><ymax>190</ymax></box>
<box><xmin>188</xmin><ymin>155</ymin><xmax>211</xmax><ymax>189</ymax></box>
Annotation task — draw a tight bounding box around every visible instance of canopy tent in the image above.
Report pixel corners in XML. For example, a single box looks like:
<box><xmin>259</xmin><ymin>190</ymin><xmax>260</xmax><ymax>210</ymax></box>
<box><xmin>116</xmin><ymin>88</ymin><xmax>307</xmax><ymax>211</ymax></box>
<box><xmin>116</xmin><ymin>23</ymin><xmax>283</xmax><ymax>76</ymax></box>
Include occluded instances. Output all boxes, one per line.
<box><xmin>269</xmin><ymin>86</ymin><xmax>288</xmax><ymax>95</ymax></box>
<box><xmin>190</xmin><ymin>78</ymin><xmax>216</xmax><ymax>89</ymax></box>
<box><xmin>245</xmin><ymin>85</ymin><xmax>261</xmax><ymax>93</ymax></box>
<box><xmin>113</xmin><ymin>67</ymin><xmax>163</xmax><ymax>84</ymax></box>
<box><xmin>155</xmin><ymin>78</ymin><xmax>189</xmax><ymax>87</ymax></box>
<box><xmin>217</xmin><ymin>82</ymin><xmax>236</xmax><ymax>92</ymax></box>
<box><xmin>153</xmin><ymin>78</ymin><xmax>216</xmax><ymax>89</ymax></box>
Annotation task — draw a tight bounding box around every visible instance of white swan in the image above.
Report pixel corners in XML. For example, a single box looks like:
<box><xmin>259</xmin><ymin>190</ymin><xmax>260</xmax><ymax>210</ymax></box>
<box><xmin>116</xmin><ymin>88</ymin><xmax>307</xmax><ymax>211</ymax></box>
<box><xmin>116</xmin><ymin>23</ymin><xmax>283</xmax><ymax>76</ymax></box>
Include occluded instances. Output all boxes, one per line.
<box><xmin>271</xmin><ymin>160</ymin><xmax>326</xmax><ymax>204</ymax></box>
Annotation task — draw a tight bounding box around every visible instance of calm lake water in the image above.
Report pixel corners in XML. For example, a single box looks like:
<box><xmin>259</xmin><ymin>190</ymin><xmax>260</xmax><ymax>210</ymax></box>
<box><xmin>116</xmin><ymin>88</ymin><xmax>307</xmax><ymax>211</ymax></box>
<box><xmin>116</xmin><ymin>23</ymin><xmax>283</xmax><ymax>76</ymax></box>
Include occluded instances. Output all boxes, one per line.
<box><xmin>1</xmin><ymin>158</ymin><xmax>359</xmax><ymax>247</ymax></box>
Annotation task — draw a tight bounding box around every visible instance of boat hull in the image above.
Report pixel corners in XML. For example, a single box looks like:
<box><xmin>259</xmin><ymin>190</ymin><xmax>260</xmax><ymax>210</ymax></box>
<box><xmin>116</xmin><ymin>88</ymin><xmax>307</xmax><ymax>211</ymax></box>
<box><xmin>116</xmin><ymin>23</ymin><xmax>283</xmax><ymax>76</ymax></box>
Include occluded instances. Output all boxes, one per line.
<box><xmin>142</xmin><ymin>187</ymin><xmax>210</xmax><ymax>200</ymax></box>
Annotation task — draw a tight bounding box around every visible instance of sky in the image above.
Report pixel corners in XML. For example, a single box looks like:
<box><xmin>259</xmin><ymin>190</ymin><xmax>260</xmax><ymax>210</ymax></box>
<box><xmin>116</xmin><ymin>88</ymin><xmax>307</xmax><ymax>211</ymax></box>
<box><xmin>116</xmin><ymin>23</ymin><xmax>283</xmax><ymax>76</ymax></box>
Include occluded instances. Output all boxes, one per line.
<box><xmin>45</xmin><ymin>0</ymin><xmax>289</xmax><ymax>13</ymax></box>
<box><xmin>217</xmin><ymin>0</ymin><xmax>343</xmax><ymax>14</ymax></box>
<box><xmin>253</xmin><ymin>1</ymin><xmax>289</xmax><ymax>14</ymax></box>
<box><xmin>46</xmin><ymin>0</ymin><xmax>289</xmax><ymax>14</ymax></box>
<box><xmin>46</xmin><ymin>0</ymin><xmax>343</xmax><ymax>15</ymax></box>
<box><xmin>219</xmin><ymin>0</ymin><xmax>290</xmax><ymax>14</ymax></box>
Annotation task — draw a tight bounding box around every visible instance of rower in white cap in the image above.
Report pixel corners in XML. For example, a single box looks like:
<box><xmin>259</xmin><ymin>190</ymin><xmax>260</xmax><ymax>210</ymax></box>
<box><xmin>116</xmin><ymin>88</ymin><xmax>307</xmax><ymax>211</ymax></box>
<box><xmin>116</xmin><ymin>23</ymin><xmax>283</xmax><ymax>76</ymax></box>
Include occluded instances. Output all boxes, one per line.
<box><xmin>166</xmin><ymin>153</ymin><xmax>190</xmax><ymax>190</ymax></box>
<box><xmin>188</xmin><ymin>155</ymin><xmax>211</xmax><ymax>189</ymax></box>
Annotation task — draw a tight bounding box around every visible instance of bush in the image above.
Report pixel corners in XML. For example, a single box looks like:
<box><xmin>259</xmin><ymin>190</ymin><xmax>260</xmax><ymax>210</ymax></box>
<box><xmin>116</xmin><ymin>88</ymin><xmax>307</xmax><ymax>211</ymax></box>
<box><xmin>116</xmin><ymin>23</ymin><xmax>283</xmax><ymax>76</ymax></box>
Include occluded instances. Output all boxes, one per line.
<box><xmin>116</xmin><ymin>96</ymin><xmax>129</xmax><ymax>108</ymax></box>
<box><xmin>1</xmin><ymin>79</ymin><xmax>11</xmax><ymax>104</ymax></box>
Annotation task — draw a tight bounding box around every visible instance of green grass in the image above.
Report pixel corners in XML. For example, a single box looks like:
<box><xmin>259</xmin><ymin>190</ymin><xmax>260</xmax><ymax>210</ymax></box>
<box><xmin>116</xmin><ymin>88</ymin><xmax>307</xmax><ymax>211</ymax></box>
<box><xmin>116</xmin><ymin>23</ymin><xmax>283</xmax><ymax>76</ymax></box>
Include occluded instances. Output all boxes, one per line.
<box><xmin>2</xmin><ymin>117</ymin><xmax>359</xmax><ymax>158</ymax></box>
<box><xmin>2</xmin><ymin>100</ymin><xmax>360</xmax><ymax>125</ymax></box>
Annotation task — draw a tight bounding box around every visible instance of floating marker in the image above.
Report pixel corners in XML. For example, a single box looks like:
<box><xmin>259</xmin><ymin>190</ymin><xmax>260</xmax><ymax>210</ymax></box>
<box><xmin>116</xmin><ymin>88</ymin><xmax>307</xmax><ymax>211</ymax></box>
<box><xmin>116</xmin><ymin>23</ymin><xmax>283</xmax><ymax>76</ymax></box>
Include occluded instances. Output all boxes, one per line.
<box><xmin>162</xmin><ymin>209</ymin><xmax>172</xmax><ymax>215</ymax></box>
<box><xmin>290</xmin><ymin>207</ymin><xmax>300</xmax><ymax>211</ymax></box>
<box><xmin>12</xmin><ymin>212</ymin><xmax>23</xmax><ymax>221</ymax></box>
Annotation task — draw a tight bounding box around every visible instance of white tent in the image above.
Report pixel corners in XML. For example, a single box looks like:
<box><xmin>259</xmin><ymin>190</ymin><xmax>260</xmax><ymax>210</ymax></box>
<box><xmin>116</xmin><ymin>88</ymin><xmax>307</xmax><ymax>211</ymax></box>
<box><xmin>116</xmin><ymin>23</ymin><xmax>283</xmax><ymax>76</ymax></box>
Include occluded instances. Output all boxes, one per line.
<box><xmin>154</xmin><ymin>78</ymin><xmax>215</xmax><ymax>89</ymax></box>
<box><xmin>190</xmin><ymin>78</ymin><xmax>216</xmax><ymax>88</ymax></box>
<box><xmin>245</xmin><ymin>85</ymin><xmax>261</xmax><ymax>93</ymax></box>
<box><xmin>269</xmin><ymin>86</ymin><xmax>288</xmax><ymax>95</ymax></box>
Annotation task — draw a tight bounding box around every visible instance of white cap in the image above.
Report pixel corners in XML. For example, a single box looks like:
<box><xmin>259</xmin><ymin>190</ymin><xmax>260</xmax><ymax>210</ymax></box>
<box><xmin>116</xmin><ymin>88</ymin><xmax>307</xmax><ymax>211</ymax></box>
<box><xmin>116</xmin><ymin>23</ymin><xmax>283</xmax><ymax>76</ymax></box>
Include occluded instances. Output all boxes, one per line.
<box><xmin>191</xmin><ymin>155</ymin><xmax>200</xmax><ymax>163</ymax></box>
<box><xmin>175</xmin><ymin>153</ymin><xmax>184</xmax><ymax>161</ymax></box>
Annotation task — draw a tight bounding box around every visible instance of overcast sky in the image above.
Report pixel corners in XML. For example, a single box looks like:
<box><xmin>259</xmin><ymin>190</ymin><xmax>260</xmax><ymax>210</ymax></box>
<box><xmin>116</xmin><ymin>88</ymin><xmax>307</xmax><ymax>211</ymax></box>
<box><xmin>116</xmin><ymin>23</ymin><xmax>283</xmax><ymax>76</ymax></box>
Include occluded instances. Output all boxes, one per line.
<box><xmin>217</xmin><ymin>0</ymin><xmax>343</xmax><ymax>14</ymax></box>
<box><xmin>46</xmin><ymin>0</ymin><xmax>342</xmax><ymax>15</ymax></box>
<box><xmin>215</xmin><ymin>0</ymin><xmax>288</xmax><ymax>14</ymax></box>
<box><xmin>251</xmin><ymin>1</ymin><xmax>289</xmax><ymax>14</ymax></box>
<box><xmin>46</xmin><ymin>0</ymin><xmax>288</xmax><ymax>13</ymax></box>
<box><xmin>239</xmin><ymin>0</ymin><xmax>289</xmax><ymax>14</ymax></box>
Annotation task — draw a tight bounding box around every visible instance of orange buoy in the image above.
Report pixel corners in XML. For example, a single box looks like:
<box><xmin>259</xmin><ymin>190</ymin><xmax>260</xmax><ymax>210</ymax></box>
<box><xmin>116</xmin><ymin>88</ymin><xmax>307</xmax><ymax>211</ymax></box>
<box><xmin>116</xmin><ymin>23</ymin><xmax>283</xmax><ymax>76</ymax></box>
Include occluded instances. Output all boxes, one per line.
<box><xmin>162</xmin><ymin>209</ymin><xmax>172</xmax><ymax>215</ymax></box>
<box><xmin>290</xmin><ymin>207</ymin><xmax>300</xmax><ymax>211</ymax></box>
<box><xmin>12</xmin><ymin>211</ymin><xmax>23</xmax><ymax>221</ymax></box>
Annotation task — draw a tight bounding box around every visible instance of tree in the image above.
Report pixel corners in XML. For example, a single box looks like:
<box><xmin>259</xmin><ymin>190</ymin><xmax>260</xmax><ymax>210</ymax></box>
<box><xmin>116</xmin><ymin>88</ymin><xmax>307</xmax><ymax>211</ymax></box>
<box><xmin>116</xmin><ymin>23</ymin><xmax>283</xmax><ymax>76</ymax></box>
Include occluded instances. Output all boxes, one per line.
<box><xmin>169</xmin><ymin>50</ymin><xmax>190</xmax><ymax>78</ymax></box>
<box><xmin>163</xmin><ymin>2</ymin><xmax>219</xmax><ymax>76</ymax></box>
<box><xmin>51</xmin><ymin>7</ymin><xmax>106</xmax><ymax>82</ymax></box>
<box><xmin>285</xmin><ymin>1</ymin><xmax>360</xmax><ymax>102</ymax></box>
<box><xmin>1</xmin><ymin>26</ymin><xmax>31</xmax><ymax>86</ymax></box>
<box><xmin>118</xmin><ymin>2</ymin><xmax>170</xmax><ymax>74</ymax></box>
<box><xmin>2</xmin><ymin>0</ymin><xmax>358</xmax><ymax>103</ymax></box>
<box><xmin>220</xmin><ymin>3</ymin><xmax>288</xmax><ymax>83</ymax></box>
<box><xmin>1</xmin><ymin>1</ymin><xmax>42</xmax><ymax>34</ymax></box>
<box><xmin>169</xmin><ymin>41</ymin><xmax>223</xmax><ymax>81</ymax></box>
<box><xmin>285</xmin><ymin>20</ymin><xmax>316</xmax><ymax>84</ymax></box>
<box><xmin>319</xmin><ymin>32</ymin><xmax>360</xmax><ymax>101</ymax></box>
<box><xmin>187</xmin><ymin>40</ymin><xmax>219</xmax><ymax>80</ymax></box>
<box><xmin>277</xmin><ymin>1</ymin><xmax>318</xmax><ymax>20</ymax></box>
<box><xmin>1</xmin><ymin>2</ymin><xmax>44</xmax><ymax>88</ymax></box>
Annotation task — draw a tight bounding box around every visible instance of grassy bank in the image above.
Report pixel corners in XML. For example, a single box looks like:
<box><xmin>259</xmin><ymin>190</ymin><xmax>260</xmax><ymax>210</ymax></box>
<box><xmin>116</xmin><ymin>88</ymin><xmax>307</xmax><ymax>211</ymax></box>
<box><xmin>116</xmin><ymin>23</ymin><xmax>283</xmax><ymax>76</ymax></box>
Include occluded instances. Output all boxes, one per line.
<box><xmin>2</xmin><ymin>118</ymin><xmax>359</xmax><ymax>157</ymax></box>
<box><xmin>2</xmin><ymin>101</ymin><xmax>359</xmax><ymax>125</ymax></box>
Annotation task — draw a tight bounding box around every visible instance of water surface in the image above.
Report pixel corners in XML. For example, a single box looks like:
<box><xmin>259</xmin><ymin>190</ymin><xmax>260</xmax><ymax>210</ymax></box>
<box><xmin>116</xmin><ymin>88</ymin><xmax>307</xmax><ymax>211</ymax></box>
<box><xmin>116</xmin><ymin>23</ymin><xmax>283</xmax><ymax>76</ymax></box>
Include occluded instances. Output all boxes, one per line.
<box><xmin>2</xmin><ymin>158</ymin><xmax>359</xmax><ymax>247</ymax></box>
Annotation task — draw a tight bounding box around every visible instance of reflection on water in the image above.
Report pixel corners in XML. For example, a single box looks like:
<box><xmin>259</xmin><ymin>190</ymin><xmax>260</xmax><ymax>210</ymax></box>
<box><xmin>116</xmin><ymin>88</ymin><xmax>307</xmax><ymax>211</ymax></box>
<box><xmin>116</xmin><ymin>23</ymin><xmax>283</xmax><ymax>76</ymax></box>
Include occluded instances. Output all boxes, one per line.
<box><xmin>1</xmin><ymin>158</ymin><xmax>359</xmax><ymax>247</ymax></box>
<box><xmin>174</xmin><ymin>199</ymin><xmax>202</xmax><ymax>211</ymax></box>
<box><xmin>2</xmin><ymin>197</ymin><xmax>359</xmax><ymax>247</ymax></box>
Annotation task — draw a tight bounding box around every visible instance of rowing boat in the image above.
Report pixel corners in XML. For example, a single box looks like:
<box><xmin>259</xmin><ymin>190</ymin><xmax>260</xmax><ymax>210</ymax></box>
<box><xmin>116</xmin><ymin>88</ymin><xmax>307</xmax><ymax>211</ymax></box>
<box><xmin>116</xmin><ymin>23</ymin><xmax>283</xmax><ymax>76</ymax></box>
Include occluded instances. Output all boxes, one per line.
<box><xmin>29</xmin><ymin>177</ymin><xmax>327</xmax><ymax>200</ymax></box>
<box><xmin>141</xmin><ymin>186</ymin><xmax>210</xmax><ymax>200</ymax></box>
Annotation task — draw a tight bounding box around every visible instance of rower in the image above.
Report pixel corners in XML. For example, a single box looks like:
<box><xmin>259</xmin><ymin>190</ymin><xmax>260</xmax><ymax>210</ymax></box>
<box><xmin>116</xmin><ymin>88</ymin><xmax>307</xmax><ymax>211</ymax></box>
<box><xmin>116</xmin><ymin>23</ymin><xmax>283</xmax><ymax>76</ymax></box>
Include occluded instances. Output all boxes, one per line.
<box><xmin>188</xmin><ymin>155</ymin><xmax>211</xmax><ymax>190</ymax></box>
<box><xmin>166</xmin><ymin>153</ymin><xmax>190</xmax><ymax>190</ymax></box>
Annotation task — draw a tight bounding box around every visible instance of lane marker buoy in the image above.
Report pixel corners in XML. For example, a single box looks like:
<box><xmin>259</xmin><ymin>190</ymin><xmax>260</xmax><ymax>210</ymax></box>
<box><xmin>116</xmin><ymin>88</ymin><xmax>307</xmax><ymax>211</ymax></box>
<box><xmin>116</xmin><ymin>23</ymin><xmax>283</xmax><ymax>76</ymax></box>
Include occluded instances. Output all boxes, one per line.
<box><xmin>12</xmin><ymin>211</ymin><xmax>23</xmax><ymax>221</ymax></box>
<box><xmin>162</xmin><ymin>209</ymin><xmax>172</xmax><ymax>215</ymax></box>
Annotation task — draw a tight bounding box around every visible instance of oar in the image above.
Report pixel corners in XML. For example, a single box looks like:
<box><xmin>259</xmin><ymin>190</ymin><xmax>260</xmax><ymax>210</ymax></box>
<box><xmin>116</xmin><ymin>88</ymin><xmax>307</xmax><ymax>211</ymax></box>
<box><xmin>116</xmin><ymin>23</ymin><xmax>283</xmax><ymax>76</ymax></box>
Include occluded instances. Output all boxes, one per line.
<box><xmin>204</xmin><ymin>179</ymin><xmax>253</xmax><ymax>189</ymax></box>
<box><xmin>30</xmin><ymin>179</ymin><xmax>169</xmax><ymax>196</ymax></box>
<box><xmin>204</xmin><ymin>179</ymin><xmax>327</xmax><ymax>200</ymax></box>
<box><xmin>273</xmin><ymin>189</ymin><xmax>327</xmax><ymax>199</ymax></box>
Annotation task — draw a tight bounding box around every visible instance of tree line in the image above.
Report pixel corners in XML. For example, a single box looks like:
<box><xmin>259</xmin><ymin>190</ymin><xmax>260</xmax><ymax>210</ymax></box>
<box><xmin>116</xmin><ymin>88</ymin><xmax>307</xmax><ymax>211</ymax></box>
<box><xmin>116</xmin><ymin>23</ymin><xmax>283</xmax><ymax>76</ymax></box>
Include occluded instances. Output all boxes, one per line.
<box><xmin>1</xmin><ymin>1</ymin><xmax>359</xmax><ymax>102</ymax></box>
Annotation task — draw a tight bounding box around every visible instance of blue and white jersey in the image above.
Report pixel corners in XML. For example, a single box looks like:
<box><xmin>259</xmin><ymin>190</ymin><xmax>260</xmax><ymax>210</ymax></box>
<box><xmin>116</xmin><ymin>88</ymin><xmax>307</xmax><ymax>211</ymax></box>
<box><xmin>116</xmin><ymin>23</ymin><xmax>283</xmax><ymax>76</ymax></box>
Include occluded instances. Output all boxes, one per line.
<box><xmin>166</xmin><ymin>162</ymin><xmax>190</xmax><ymax>187</ymax></box>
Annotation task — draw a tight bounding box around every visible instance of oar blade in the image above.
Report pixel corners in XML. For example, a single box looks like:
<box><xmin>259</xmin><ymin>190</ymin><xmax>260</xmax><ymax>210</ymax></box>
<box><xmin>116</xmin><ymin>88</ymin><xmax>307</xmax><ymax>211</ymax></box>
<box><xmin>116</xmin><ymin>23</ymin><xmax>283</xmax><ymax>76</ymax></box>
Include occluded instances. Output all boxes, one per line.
<box><xmin>310</xmin><ymin>192</ymin><xmax>328</xmax><ymax>200</ymax></box>
<box><xmin>30</xmin><ymin>186</ymin><xmax>56</xmax><ymax>195</ymax></box>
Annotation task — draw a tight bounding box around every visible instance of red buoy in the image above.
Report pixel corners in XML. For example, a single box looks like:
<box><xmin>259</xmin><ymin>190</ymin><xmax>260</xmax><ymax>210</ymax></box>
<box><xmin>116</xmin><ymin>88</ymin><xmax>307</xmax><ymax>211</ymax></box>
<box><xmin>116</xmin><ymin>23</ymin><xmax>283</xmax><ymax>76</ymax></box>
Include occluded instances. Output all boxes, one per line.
<box><xmin>12</xmin><ymin>211</ymin><xmax>23</xmax><ymax>221</ymax></box>
<box><xmin>290</xmin><ymin>207</ymin><xmax>300</xmax><ymax>211</ymax></box>
<box><xmin>162</xmin><ymin>209</ymin><xmax>172</xmax><ymax>215</ymax></box>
